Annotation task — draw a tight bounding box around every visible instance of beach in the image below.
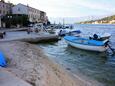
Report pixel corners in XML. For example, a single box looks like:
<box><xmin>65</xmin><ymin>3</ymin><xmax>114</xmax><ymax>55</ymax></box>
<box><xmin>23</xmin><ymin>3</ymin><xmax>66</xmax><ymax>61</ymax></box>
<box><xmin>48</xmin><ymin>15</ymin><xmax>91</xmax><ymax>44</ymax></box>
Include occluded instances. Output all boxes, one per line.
<box><xmin>0</xmin><ymin>41</ymin><xmax>103</xmax><ymax>86</ymax></box>
<box><xmin>0</xmin><ymin>0</ymin><xmax>115</xmax><ymax>85</ymax></box>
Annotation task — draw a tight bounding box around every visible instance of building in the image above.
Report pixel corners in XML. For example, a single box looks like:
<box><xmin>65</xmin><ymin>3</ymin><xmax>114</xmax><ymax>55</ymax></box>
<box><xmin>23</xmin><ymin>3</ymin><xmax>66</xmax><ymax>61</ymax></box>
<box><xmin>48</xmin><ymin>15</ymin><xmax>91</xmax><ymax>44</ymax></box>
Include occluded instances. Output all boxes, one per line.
<box><xmin>92</xmin><ymin>21</ymin><xmax>99</xmax><ymax>24</ymax></box>
<box><xmin>40</xmin><ymin>11</ymin><xmax>47</xmax><ymax>23</ymax></box>
<box><xmin>12</xmin><ymin>3</ymin><xmax>46</xmax><ymax>23</ymax></box>
<box><xmin>0</xmin><ymin>0</ymin><xmax>12</xmax><ymax>16</ymax></box>
<box><xmin>109</xmin><ymin>20</ymin><xmax>115</xmax><ymax>24</ymax></box>
<box><xmin>0</xmin><ymin>0</ymin><xmax>12</xmax><ymax>28</ymax></box>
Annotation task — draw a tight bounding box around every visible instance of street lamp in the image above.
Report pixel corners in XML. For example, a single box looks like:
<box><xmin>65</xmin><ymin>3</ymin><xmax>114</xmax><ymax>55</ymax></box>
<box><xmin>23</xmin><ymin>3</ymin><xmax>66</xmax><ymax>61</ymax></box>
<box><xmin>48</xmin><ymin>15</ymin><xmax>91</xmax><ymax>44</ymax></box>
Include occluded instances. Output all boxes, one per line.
<box><xmin>7</xmin><ymin>15</ymin><xmax>12</xmax><ymax>28</ymax></box>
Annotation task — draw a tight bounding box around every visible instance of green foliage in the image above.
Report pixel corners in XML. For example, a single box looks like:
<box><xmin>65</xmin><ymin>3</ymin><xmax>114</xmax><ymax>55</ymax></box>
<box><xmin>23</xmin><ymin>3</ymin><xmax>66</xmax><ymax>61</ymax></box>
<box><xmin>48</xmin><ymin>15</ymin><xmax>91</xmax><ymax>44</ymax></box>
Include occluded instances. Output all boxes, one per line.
<box><xmin>2</xmin><ymin>14</ymin><xmax>29</xmax><ymax>28</ymax></box>
<box><xmin>100</xmin><ymin>15</ymin><xmax>115</xmax><ymax>21</ymax></box>
<box><xmin>79</xmin><ymin>15</ymin><xmax>115</xmax><ymax>24</ymax></box>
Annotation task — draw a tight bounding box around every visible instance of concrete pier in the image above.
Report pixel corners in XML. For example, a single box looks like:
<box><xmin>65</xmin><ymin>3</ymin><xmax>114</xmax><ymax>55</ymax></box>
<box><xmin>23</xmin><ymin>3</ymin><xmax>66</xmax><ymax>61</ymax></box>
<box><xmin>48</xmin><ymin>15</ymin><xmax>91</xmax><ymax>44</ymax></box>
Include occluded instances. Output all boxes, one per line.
<box><xmin>0</xmin><ymin>31</ymin><xmax>59</xmax><ymax>43</ymax></box>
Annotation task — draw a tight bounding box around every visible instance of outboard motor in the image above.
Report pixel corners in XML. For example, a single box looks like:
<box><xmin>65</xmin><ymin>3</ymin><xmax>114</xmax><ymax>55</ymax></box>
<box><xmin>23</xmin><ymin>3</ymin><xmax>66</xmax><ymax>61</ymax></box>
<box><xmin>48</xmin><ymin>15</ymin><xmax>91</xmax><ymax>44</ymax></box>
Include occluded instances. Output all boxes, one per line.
<box><xmin>93</xmin><ymin>34</ymin><xmax>98</xmax><ymax>40</ymax></box>
<box><xmin>104</xmin><ymin>40</ymin><xmax>109</xmax><ymax>47</ymax></box>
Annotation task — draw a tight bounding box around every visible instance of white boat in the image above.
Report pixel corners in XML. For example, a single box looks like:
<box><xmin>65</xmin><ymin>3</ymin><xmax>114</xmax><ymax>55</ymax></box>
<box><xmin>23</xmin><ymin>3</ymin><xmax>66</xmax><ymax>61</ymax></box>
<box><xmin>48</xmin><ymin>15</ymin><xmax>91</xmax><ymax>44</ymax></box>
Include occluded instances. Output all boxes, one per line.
<box><xmin>89</xmin><ymin>33</ymin><xmax>111</xmax><ymax>41</ymax></box>
<box><xmin>62</xmin><ymin>24</ymin><xmax>73</xmax><ymax>29</ymax></box>
<box><xmin>64</xmin><ymin>36</ymin><xmax>109</xmax><ymax>52</ymax></box>
<box><xmin>58</xmin><ymin>30</ymin><xmax>81</xmax><ymax>36</ymax></box>
<box><xmin>27</xmin><ymin>23</ymin><xmax>48</xmax><ymax>33</ymax></box>
<box><xmin>100</xmin><ymin>33</ymin><xmax>111</xmax><ymax>40</ymax></box>
<box><xmin>68</xmin><ymin>30</ymin><xmax>82</xmax><ymax>37</ymax></box>
<box><xmin>58</xmin><ymin>29</ymin><xmax>70</xmax><ymax>36</ymax></box>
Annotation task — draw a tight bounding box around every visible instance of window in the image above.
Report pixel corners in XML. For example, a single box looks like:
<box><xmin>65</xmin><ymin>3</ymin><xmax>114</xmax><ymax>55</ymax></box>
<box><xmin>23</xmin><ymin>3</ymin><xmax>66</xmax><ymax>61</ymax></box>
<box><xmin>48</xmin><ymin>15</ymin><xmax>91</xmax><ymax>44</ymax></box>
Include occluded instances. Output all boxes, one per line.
<box><xmin>3</xmin><ymin>11</ymin><xmax>5</xmax><ymax>14</ymax></box>
<box><xmin>18</xmin><ymin>8</ymin><xmax>20</xmax><ymax>11</ymax></box>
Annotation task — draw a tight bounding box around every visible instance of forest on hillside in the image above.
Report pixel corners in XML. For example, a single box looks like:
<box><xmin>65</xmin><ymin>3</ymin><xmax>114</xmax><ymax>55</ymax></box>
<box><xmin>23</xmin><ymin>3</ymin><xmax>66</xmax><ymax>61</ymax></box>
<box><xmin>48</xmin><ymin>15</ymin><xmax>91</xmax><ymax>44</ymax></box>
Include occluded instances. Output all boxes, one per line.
<box><xmin>79</xmin><ymin>15</ymin><xmax>115</xmax><ymax>24</ymax></box>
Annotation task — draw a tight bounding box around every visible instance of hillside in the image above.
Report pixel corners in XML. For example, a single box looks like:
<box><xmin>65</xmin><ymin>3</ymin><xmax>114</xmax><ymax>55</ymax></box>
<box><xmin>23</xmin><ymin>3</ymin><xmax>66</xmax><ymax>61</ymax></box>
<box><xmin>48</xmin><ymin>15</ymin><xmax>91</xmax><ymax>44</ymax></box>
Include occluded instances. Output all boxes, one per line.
<box><xmin>79</xmin><ymin>15</ymin><xmax>115</xmax><ymax>24</ymax></box>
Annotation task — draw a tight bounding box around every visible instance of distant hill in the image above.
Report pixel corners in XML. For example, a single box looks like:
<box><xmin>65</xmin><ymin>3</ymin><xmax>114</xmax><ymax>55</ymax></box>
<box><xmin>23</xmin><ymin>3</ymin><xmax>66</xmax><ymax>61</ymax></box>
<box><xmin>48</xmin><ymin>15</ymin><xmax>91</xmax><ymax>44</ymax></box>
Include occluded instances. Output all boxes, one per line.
<box><xmin>79</xmin><ymin>15</ymin><xmax>115</xmax><ymax>24</ymax></box>
<box><xmin>49</xmin><ymin>16</ymin><xmax>105</xmax><ymax>24</ymax></box>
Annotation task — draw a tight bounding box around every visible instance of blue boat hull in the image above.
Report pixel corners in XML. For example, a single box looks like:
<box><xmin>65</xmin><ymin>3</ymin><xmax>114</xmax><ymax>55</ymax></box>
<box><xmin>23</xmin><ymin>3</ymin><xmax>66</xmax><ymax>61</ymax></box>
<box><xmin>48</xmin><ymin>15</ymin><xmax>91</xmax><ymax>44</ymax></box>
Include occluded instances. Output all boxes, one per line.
<box><xmin>64</xmin><ymin>36</ymin><xmax>108</xmax><ymax>52</ymax></box>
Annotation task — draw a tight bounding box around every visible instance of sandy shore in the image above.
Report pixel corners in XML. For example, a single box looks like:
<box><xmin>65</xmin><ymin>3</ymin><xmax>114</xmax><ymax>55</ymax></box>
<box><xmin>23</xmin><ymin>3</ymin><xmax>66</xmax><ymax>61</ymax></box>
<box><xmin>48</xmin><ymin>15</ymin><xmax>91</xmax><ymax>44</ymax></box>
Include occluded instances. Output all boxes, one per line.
<box><xmin>0</xmin><ymin>41</ymin><xmax>103</xmax><ymax>86</ymax></box>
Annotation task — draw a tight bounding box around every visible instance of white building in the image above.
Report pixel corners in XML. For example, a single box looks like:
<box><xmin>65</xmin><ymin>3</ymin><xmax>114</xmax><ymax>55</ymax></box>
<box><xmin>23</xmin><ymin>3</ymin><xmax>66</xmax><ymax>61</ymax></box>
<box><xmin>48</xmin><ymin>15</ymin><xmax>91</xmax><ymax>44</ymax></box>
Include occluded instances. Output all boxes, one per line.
<box><xmin>12</xmin><ymin>3</ymin><xmax>41</xmax><ymax>23</ymax></box>
<box><xmin>92</xmin><ymin>21</ymin><xmax>99</xmax><ymax>24</ymax></box>
<box><xmin>109</xmin><ymin>20</ymin><xmax>115</xmax><ymax>24</ymax></box>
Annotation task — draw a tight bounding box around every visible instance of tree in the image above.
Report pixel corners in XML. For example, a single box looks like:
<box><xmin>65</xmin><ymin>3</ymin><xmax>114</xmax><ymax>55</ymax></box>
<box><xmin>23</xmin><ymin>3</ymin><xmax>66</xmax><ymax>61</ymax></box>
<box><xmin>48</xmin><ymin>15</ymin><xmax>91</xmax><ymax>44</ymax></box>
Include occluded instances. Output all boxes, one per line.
<box><xmin>2</xmin><ymin>14</ymin><xmax>29</xmax><ymax>28</ymax></box>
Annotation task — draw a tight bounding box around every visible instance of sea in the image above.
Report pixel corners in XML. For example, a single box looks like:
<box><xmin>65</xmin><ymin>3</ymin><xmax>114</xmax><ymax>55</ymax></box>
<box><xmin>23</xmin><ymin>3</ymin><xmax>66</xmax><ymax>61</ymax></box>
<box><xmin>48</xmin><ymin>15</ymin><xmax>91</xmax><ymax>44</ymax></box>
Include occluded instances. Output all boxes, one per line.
<box><xmin>38</xmin><ymin>24</ymin><xmax>115</xmax><ymax>86</ymax></box>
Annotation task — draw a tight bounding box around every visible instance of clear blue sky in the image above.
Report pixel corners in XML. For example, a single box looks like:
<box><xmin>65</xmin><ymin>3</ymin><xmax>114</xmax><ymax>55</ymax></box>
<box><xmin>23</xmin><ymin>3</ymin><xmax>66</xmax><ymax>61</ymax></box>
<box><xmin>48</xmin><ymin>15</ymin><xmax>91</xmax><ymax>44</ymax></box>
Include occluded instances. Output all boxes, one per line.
<box><xmin>6</xmin><ymin>0</ymin><xmax>115</xmax><ymax>17</ymax></box>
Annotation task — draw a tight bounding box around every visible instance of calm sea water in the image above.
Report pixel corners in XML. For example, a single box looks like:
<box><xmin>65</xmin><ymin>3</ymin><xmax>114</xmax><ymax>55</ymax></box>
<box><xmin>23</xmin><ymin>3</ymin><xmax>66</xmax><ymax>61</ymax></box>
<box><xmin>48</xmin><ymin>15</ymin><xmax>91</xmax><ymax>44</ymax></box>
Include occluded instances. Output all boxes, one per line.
<box><xmin>38</xmin><ymin>24</ymin><xmax>115</xmax><ymax>86</ymax></box>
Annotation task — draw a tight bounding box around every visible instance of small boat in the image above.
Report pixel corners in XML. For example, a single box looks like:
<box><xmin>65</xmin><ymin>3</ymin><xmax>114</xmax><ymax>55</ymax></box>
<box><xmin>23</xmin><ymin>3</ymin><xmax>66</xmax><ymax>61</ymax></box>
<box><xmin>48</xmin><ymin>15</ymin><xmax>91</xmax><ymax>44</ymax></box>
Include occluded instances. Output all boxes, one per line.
<box><xmin>62</xmin><ymin>25</ymin><xmax>73</xmax><ymax>29</ymax></box>
<box><xmin>68</xmin><ymin>30</ymin><xmax>82</xmax><ymax>37</ymax></box>
<box><xmin>89</xmin><ymin>33</ymin><xmax>111</xmax><ymax>41</ymax></box>
<box><xmin>58</xmin><ymin>29</ymin><xmax>69</xmax><ymax>36</ymax></box>
<box><xmin>100</xmin><ymin>33</ymin><xmax>111</xmax><ymax>40</ymax></box>
<box><xmin>64</xmin><ymin>36</ymin><xmax>109</xmax><ymax>52</ymax></box>
<box><xmin>58</xmin><ymin>30</ymin><xmax>81</xmax><ymax>36</ymax></box>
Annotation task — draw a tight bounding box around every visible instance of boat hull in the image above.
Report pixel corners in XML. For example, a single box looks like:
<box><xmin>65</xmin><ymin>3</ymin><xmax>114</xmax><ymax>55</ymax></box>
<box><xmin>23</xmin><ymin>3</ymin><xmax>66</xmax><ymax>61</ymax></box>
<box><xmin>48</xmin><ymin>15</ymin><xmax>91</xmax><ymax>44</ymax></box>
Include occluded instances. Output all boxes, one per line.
<box><xmin>65</xmin><ymin>40</ymin><xmax>108</xmax><ymax>52</ymax></box>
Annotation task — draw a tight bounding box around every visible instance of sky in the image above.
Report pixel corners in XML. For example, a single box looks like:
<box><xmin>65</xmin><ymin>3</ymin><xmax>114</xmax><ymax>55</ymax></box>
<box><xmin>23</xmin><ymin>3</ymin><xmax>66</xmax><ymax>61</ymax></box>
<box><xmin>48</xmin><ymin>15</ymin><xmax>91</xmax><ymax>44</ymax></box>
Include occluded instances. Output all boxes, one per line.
<box><xmin>5</xmin><ymin>0</ymin><xmax>115</xmax><ymax>23</ymax></box>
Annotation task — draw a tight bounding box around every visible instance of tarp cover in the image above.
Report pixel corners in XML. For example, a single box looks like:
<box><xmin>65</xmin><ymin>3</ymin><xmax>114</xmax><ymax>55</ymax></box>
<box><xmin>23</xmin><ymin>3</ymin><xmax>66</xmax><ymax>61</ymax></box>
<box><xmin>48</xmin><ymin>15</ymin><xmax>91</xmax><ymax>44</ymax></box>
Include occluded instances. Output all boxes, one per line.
<box><xmin>0</xmin><ymin>52</ymin><xmax>7</xmax><ymax>67</ymax></box>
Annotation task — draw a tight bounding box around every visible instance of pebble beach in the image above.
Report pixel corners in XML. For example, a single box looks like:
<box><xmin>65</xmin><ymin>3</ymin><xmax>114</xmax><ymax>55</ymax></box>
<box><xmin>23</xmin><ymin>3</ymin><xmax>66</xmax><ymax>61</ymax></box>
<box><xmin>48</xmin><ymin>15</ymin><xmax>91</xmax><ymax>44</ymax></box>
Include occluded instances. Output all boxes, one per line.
<box><xmin>0</xmin><ymin>41</ymin><xmax>103</xmax><ymax>86</ymax></box>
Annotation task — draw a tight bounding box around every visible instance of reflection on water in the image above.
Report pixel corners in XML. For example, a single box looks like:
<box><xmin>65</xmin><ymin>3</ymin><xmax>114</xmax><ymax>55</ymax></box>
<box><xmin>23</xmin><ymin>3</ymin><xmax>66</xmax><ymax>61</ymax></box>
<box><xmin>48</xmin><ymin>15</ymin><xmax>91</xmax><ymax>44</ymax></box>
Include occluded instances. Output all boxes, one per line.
<box><xmin>38</xmin><ymin>24</ymin><xmax>115</xmax><ymax>86</ymax></box>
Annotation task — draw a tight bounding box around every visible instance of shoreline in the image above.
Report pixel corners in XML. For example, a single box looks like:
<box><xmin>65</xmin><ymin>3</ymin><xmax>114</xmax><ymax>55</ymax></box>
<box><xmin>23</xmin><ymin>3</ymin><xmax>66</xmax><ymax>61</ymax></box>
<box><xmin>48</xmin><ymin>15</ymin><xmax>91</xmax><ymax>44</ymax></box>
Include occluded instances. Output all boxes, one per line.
<box><xmin>0</xmin><ymin>41</ymin><xmax>103</xmax><ymax>86</ymax></box>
